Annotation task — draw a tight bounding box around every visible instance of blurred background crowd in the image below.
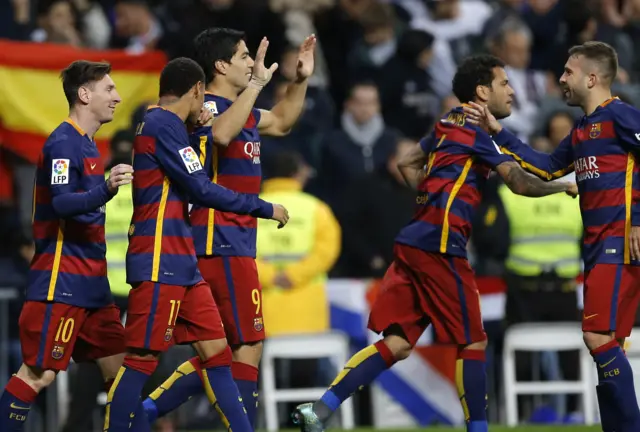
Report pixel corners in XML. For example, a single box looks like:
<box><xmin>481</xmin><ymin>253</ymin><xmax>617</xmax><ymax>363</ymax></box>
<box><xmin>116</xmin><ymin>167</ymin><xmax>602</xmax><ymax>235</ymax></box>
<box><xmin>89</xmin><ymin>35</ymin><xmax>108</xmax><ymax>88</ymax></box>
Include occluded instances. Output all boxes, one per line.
<box><xmin>3</xmin><ymin>0</ymin><xmax>640</xmax><ymax>430</ymax></box>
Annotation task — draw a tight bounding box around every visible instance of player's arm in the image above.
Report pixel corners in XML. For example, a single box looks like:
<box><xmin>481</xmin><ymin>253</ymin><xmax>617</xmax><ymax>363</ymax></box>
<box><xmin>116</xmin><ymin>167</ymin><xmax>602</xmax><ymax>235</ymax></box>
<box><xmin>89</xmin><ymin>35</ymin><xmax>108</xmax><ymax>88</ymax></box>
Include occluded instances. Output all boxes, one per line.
<box><xmin>48</xmin><ymin>142</ymin><xmax>132</xmax><ymax>218</ymax></box>
<box><xmin>156</xmin><ymin>123</ymin><xmax>286</xmax><ymax>223</ymax></box>
<box><xmin>280</xmin><ymin>201</ymin><xmax>341</xmax><ymax>286</ymax></box>
<box><xmin>397</xmin><ymin>137</ymin><xmax>429</xmax><ymax>190</ymax></box>
<box><xmin>209</xmin><ymin>87</ymin><xmax>262</xmax><ymax>145</ymax></box>
<box><xmin>258</xmin><ymin>35</ymin><xmax>316</xmax><ymax>137</ymax></box>
<box><xmin>464</xmin><ymin>102</ymin><xmax>574</xmax><ymax>180</ymax></box>
<box><xmin>474</xmin><ymin>131</ymin><xmax>577</xmax><ymax>198</ymax></box>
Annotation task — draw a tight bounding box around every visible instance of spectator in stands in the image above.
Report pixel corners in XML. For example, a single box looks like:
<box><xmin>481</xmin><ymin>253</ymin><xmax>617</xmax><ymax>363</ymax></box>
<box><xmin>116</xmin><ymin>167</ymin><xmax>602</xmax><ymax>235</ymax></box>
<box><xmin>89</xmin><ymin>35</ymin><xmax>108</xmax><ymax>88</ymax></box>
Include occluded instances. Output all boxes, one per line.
<box><xmin>111</xmin><ymin>0</ymin><xmax>164</xmax><ymax>54</ymax></box>
<box><xmin>375</xmin><ymin>28</ymin><xmax>439</xmax><ymax>140</ymax></box>
<box><xmin>333</xmin><ymin>137</ymin><xmax>415</xmax><ymax>278</ymax></box>
<box><xmin>1</xmin><ymin>0</ymin><xmax>32</xmax><ymax>40</ymax></box>
<box><xmin>482</xmin><ymin>0</ymin><xmax>526</xmax><ymax>42</ymax></box>
<box><xmin>490</xmin><ymin>17</ymin><xmax>552</xmax><ymax>140</ymax></box>
<box><xmin>314</xmin><ymin>81</ymin><xmax>400</xmax><ymax>208</ymax></box>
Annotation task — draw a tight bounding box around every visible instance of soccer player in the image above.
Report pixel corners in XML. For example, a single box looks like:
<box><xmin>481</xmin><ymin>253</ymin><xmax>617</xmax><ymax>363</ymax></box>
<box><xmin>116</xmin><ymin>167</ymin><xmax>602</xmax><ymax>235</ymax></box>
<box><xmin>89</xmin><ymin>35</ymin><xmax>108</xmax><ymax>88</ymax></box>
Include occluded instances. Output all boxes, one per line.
<box><xmin>465</xmin><ymin>41</ymin><xmax>640</xmax><ymax>432</ymax></box>
<box><xmin>291</xmin><ymin>54</ymin><xmax>577</xmax><ymax>432</ymax></box>
<box><xmin>0</xmin><ymin>60</ymin><xmax>133</xmax><ymax>431</ymax></box>
<box><xmin>103</xmin><ymin>57</ymin><xmax>288</xmax><ymax>432</ymax></box>
<box><xmin>139</xmin><ymin>28</ymin><xmax>315</xmax><ymax>428</ymax></box>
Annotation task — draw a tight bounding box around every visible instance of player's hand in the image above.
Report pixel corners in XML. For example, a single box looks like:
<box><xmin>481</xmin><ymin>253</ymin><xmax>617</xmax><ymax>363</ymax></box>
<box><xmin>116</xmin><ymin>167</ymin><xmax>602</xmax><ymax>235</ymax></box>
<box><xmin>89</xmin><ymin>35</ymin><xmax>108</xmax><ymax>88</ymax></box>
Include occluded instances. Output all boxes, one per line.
<box><xmin>271</xmin><ymin>204</ymin><xmax>289</xmax><ymax>229</ymax></box>
<box><xmin>463</xmin><ymin>102</ymin><xmax>502</xmax><ymax>135</ymax></box>
<box><xmin>107</xmin><ymin>164</ymin><xmax>134</xmax><ymax>194</ymax></box>
<box><xmin>564</xmin><ymin>182</ymin><xmax>579</xmax><ymax>198</ymax></box>
<box><xmin>196</xmin><ymin>106</ymin><xmax>214</xmax><ymax>127</ymax></box>
<box><xmin>249</xmin><ymin>37</ymin><xmax>278</xmax><ymax>90</ymax></box>
<box><xmin>274</xmin><ymin>272</ymin><xmax>293</xmax><ymax>289</ymax></box>
<box><xmin>296</xmin><ymin>34</ymin><xmax>316</xmax><ymax>81</ymax></box>
<box><xmin>630</xmin><ymin>226</ymin><xmax>640</xmax><ymax>261</ymax></box>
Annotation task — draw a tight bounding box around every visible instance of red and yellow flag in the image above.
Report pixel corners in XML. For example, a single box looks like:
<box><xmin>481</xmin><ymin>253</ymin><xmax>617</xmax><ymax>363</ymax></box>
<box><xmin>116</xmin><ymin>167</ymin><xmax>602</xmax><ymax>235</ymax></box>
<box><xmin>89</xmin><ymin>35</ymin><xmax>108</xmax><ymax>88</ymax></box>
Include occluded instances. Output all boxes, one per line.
<box><xmin>0</xmin><ymin>40</ymin><xmax>166</xmax><ymax>163</ymax></box>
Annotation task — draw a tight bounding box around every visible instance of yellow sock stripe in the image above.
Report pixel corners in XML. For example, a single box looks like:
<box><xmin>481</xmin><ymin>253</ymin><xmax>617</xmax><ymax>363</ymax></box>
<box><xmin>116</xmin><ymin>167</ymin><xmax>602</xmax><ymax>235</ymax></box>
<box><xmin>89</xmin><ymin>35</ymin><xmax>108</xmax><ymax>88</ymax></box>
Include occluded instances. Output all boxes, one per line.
<box><xmin>149</xmin><ymin>360</ymin><xmax>197</xmax><ymax>401</ymax></box>
<box><xmin>330</xmin><ymin>344</ymin><xmax>379</xmax><ymax>388</ymax></box>
<box><xmin>455</xmin><ymin>359</ymin><xmax>470</xmax><ymax>422</ymax></box>
<box><xmin>103</xmin><ymin>366</ymin><xmax>127</xmax><ymax>431</ymax></box>
<box><xmin>201</xmin><ymin>369</ymin><xmax>232</xmax><ymax>431</ymax></box>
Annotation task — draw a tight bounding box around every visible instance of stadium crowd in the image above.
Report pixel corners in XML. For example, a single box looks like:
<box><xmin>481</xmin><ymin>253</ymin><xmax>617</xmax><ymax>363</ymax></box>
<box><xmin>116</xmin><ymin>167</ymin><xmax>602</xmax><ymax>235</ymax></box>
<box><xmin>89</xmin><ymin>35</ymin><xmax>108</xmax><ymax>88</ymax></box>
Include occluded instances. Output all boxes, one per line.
<box><xmin>3</xmin><ymin>0</ymin><xmax>640</xmax><ymax>430</ymax></box>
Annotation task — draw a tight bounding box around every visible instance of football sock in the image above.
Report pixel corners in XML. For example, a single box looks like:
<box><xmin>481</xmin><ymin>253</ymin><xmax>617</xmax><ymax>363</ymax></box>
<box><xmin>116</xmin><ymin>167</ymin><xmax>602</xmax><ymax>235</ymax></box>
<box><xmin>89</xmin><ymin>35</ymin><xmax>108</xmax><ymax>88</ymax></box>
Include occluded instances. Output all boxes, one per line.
<box><xmin>143</xmin><ymin>357</ymin><xmax>203</xmax><ymax>423</ymax></box>
<box><xmin>0</xmin><ymin>375</ymin><xmax>38</xmax><ymax>431</ymax></box>
<box><xmin>103</xmin><ymin>356</ymin><xmax>157</xmax><ymax>432</ymax></box>
<box><xmin>314</xmin><ymin>340</ymin><xmax>396</xmax><ymax>422</ymax></box>
<box><xmin>456</xmin><ymin>349</ymin><xmax>488</xmax><ymax>432</ymax></box>
<box><xmin>592</xmin><ymin>340</ymin><xmax>640</xmax><ymax>431</ymax></box>
<box><xmin>201</xmin><ymin>347</ymin><xmax>252</xmax><ymax>432</ymax></box>
<box><xmin>232</xmin><ymin>361</ymin><xmax>259</xmax><ymax>428</ymax></box>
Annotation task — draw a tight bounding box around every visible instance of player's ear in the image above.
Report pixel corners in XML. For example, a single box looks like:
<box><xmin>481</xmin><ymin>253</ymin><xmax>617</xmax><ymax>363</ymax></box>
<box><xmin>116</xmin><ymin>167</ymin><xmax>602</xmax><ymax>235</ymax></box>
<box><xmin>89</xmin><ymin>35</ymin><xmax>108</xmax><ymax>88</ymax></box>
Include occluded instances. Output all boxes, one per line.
<box><xmin>77</xmin><ymin>86</ymin><xmax>91</xmax><ymax>105</ymax></box>
<box><xmin>214</xmin><ymin>60</ymin><xmax>227</xmax><ymax>76</ymax></box>
<box><xmin>475</xmin><ymin>84</ymin><xmax>490</xmax><ymax>103</ymax></box>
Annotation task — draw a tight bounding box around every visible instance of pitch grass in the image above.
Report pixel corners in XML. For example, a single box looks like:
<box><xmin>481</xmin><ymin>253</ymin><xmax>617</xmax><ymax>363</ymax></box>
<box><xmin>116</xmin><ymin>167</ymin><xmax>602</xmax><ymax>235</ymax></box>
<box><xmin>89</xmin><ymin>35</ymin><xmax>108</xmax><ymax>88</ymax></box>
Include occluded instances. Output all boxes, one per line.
<box><xmin>198</xmin><ymin>428</ymin><xmax>602</xmax><ymax>432</ymax></box>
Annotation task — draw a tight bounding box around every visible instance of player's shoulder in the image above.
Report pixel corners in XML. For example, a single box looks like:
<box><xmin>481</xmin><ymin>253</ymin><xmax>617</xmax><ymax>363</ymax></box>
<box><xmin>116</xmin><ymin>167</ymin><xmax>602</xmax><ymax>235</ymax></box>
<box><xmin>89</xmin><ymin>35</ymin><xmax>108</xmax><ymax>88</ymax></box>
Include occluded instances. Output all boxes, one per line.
<box><xmin>436</xmin><ymin>107</ymin><xmax>487</xmax><ymax>145</ymax></box>
<box><xmin>607</xmin><ymin>98</ymin><xmax>640</xmax><ymax>118</ymax></box>
<box><xmin>204</xmin><ymin>93</ymin><xmax>231</xmax><ymax>115</ymax></box>
<box><xmin>43</xmin><ymin>122</ymin><xmax>82</xmax><ymax>157</ymax></box>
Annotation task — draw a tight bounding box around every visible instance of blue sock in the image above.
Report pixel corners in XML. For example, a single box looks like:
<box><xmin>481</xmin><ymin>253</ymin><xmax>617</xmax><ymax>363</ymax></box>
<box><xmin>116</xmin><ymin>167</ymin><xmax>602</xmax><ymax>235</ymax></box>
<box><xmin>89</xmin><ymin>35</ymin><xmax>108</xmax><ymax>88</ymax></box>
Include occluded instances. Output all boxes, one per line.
<box><xmin>104</xmin><ymin>357</ymin><xmax>157</xmax><ymax>432</ymax></box>
<box><xmin>596</xmin><ymin>383</ymin><xmax>618</xmax><ymax>432</ymax></box>
<box><xmin>143</xmin><ymin>357</ymin><xmax>204</xmax><ymax>423</ymax></box>
<box><xmin>456</xmin><ymin>350</ymin><xmax>488</xmax><ymax>432</ymax></box>
<box><xmin>314</xmin><ymin>340</ymin><xmax>395</xmax><ymax>421</ymax></box>
<box><xmin>0</xmin><ymin>376</ymin><xmax>38</xmax><ymax>431</ymax></box>
<box><xmin>592</xmin><ymin>341</ymin><xmax>640</xmax><ymax>431</ymax></box>
<box><xmin>201</xmin><ymin>349</ymin><xmax>252</xmax><ymax>432</ymax></box>
<box><xmin>128</xmin><ymin>400</ymin><xmax>151</xmax><ymax>432</ymax></box>
<box><xmin>232</xmin><ymin>361</ymin><xmax>260</xmax><ymax>428</ymax></box>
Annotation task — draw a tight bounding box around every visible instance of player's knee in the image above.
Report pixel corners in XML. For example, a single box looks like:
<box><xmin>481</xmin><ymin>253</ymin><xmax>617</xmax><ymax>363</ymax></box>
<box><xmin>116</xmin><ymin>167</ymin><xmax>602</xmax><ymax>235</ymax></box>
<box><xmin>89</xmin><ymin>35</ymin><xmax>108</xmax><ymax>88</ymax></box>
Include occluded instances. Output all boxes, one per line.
<box><xmin>383</xmin><ymin>334</ymin><xmax>413</xmax><ymax>361</ymax></box>
<box><xmin>16</xmin><ymin>364</ymin><xmax>56</xmax><ymax>393</ymax></box>
<box><xmin>583</xmin><ymin>331</ymin><xmax>614</xmax><ymax>351</ymax></box>
<box><xmin>465</xmin><ymin>339</ymin><xmax>488</xmax><ymax>351</ymax></box>
<box><xmin>194</xmin><ymin>338</ymin><xmax>229</xmax><ymax>361</ymax></box>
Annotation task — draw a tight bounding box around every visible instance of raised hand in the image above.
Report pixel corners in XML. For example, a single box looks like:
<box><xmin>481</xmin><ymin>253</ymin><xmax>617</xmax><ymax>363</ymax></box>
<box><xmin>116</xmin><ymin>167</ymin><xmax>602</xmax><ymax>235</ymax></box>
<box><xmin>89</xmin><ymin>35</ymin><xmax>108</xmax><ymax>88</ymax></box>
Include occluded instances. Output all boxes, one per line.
<box><xmin>249</xmin><ymin>37</ymin><xmax>279</xmax><ymax>90</ymax></box>
<box><xmin>296</xmin><ymin>34</ymin><xmax>316</xmax><ymax>81</ymax></box>
<box><xmin>107</xmin><ymin>164</ymin><xmax>134</xmax><ymax>193</ymax></box>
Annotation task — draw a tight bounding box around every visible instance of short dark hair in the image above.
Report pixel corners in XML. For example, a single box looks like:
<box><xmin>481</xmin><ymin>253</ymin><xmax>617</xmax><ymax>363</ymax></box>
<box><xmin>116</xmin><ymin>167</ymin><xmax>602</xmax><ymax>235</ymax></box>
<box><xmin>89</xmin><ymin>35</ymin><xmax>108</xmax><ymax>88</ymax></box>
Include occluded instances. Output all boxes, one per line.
<box><xmin>397</xmin><ymin>29</ymin><xmax>435</xmax><ymax>62</ymax></box>
<box><xmin>60</xmin><ymin>60</ymin><xmax>112</xmax><ymax>108</ymax></box>
<box><xmin>568</xmin><ymin>41</ymin><xmax>618</xmax><ymax>84</ymax></box>
<box><xmin>347</xmin><ymin>80</ymin><xmax>378</xmax><ymax>99</ymax></box>
<box><xmin>268</xmin><ymin>151</ymin><xmax>305</xmax><ymax>178</ymax></box>
<box><xmin>452</xmin><ymin>55</ymin><xmax>505</xmax><ymax>104</ymax></box>
<box><xmin>159</xmin><ymin>57</ymin><xmax>205</xmax><ymax>98</ymax></box>
<box><xmin>193</xmin><ymin>28</ymin><xmax>246</xmax><ymax>85</ymax></box>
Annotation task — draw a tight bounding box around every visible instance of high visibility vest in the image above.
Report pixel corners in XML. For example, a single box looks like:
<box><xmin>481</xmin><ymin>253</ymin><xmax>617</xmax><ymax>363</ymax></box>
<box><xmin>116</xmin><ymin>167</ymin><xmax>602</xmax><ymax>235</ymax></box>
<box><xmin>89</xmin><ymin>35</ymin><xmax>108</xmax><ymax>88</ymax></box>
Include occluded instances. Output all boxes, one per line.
<box><xmin>499</xmin><ymin>184</ymin><xmax>582</xmax><ymax>278</ymax></box>
<box><xmin>105</xmin><ymin>171</ymin><xmax>133</xmax><ymax>297</ymax></box>
<box><xmin>257</xmin><ymin>191</ymin><xmax>328</xmax><ymax>337</ymax></box>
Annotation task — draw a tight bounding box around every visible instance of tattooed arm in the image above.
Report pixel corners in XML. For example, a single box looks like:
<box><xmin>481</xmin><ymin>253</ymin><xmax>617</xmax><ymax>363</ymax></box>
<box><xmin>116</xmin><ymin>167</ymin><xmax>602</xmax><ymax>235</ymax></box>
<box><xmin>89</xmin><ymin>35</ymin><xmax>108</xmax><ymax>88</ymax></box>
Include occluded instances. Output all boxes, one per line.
<box><xmin>496</xmin><ymin>161</ymin><xmax>578</xmax><ymax>197</ymax></box>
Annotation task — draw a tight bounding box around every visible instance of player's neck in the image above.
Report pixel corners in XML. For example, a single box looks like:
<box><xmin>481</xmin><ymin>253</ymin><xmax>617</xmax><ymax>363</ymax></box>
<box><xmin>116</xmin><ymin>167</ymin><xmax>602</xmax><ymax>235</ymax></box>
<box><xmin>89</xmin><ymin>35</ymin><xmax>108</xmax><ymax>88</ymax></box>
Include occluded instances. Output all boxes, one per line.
<box><xmin>206</xmin><ymin>81</ymin><xmax>239</xmax><ymax>101</ymax></box>
<box><xmin>158</xmin><ymin>96</ymin><xmax>190</xmax><ymax>122</ymax></box>
<box><xmin>68</xmin><ymin>109</ymin><xmax>101</xmax><ymax>139</ymax></box>
<box><xmin>582</xmin><ymin>89</ymin><xmax>613</xmax><ymax>116</ymax></box>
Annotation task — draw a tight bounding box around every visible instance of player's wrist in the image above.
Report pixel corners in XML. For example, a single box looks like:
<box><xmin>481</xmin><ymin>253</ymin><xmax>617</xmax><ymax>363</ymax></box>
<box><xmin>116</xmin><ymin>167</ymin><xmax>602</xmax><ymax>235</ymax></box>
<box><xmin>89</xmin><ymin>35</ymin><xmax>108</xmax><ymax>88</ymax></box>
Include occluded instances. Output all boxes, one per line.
<box><xmin>247</xmin><ymin>79</ymin><xmax>266</xmax><ymax>91</ymax></box>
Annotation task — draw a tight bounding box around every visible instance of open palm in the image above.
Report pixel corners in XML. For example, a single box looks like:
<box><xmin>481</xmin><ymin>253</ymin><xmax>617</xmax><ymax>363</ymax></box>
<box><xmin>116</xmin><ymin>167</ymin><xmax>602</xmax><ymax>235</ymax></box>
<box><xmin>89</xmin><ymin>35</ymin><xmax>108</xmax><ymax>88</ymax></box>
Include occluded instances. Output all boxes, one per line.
<box><xmin>296</xmin><ymin>34</ymin><xmax>317</xmax><ymax>80</ymax></box>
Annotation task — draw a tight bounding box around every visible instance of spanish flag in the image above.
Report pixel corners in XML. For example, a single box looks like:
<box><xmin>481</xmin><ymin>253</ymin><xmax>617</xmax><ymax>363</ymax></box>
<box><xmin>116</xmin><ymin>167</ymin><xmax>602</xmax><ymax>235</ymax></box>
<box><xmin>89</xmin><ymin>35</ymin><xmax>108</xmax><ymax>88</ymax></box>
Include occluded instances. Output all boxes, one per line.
<box><xmin>0</xmin><ymin>40</ymin><xmax>166</xmax><ymax>163</ymax></box>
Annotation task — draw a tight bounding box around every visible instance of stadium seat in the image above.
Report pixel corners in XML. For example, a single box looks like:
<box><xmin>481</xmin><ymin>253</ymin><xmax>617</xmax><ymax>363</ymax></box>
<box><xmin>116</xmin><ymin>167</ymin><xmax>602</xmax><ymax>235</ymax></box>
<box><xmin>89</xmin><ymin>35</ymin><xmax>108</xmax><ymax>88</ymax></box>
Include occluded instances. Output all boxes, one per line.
<box><xmin>502</xmin><ymin>323</ymin><xmax>596</xmax><ymax>426</ymax></box>
<box><xmin>261</xmin><ymin>332</ymin><xmax>355</xmax><ymax>432</ymax></box>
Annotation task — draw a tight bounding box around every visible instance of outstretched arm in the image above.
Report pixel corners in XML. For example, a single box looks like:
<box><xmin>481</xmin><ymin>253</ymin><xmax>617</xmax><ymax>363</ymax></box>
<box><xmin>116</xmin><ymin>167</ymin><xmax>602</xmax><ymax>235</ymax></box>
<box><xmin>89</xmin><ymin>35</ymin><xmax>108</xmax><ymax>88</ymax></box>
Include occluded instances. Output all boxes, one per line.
<box><xmin>258</xmin><ymin>35</ymin><xmax>316</xmax><ymax>136</ymax></box>
<box><xmin>496</xmin><ymin>161</ymin><xmax>577</xmax><ymax>197</ymax></box>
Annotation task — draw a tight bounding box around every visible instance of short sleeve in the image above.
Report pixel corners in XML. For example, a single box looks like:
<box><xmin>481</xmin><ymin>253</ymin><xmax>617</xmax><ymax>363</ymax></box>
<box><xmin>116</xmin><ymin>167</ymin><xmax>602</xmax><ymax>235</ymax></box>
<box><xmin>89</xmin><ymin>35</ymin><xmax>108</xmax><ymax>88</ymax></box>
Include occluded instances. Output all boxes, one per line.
<box><xmin>472</xmin><ymin>130</ymin><xmax>513</xmax><ymax>169</ymax></box>
<box><xmin>419</xmin><ymin>131</ymin><xmax>436</xmax><ymax>154</ymax></box>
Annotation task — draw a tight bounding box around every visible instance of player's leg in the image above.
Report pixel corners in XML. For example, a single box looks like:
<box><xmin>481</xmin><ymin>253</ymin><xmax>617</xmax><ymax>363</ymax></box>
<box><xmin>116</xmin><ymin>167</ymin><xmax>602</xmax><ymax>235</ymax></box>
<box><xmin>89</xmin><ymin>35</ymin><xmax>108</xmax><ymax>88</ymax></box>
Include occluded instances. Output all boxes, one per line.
<box><xmin>103</xmin><ymin>282</ymin><xmax>182</xmax><ymax>432</ymax></box>
<box><xmin>583</xmin><ymin>265</ymin><xmax>640</xmax><ymax>432</ymax></box>
<box><xmin>438</xmin><ymin>256</ymin><xmax>489</xmax><ymax>432</ymax></box>
<box><xmin>176</xmin><ymin>280</ymin><xmax>252</xmax><ymax>432</ymax></box>
<box><xmin>293</xmin><ymin>255</ymin><xmax>427</xmax><ymax>431</ymax></box>
<box><xmin>222</xmin><ymin>257</ymin><xmax>264</xmax><ymax>427</ymax></box>
<box><xmin>0</xmin><ymin>302</ymin><xmax>86</xmax><ymax>431</ymax></box>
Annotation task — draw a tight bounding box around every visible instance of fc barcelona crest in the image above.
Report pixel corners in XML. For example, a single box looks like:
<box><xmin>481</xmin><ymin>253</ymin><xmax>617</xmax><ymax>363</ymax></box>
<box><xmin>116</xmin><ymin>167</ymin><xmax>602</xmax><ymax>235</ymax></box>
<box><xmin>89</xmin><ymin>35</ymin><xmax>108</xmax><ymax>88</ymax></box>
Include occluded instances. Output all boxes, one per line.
<box><xmin>164</xmin><ymin>327</ymin><xmax>174</xmax><ymax>342</ymax></box>
<box><xmin>589</xmin><ymin>123</ymin><xmax>601</xmax><ymax>139</ymax></box>
<box><xmin>253</xmin><ymin>317</ymin><xmax>264</xmax><ymax>332</ymax></box>
<box><xmin>52</xmin><ymin>345</ymin><xmax>64</xmax><ymax>360</ymax></box>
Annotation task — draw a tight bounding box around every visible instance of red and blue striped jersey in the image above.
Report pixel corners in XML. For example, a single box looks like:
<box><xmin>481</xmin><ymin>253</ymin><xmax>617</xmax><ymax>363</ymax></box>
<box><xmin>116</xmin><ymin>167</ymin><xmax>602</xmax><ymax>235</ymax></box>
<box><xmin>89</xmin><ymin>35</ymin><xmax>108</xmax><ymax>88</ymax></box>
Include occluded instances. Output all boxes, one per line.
<box><xmin>28</xmin><ymin>119</ymin><xmax>115</xmax><ymax>308</ymax></box>
<box><xmin>395</xmin><ymin>107</ymin><xmax>512</xmax><ymax>257</ymax></box>
<box><xmin>190</xmin><ymin>93</ymin><xmax>263</xmax><ymax>257</ymax></box>
<box><xmin>126</xmin><ymin>107</ymin><xmax>272</xmax><ymax>286</ymax></box>
<box><xmin>494</xmin><ymin>97</ymin><xmax>640</xmax><ymax>270</ymax></box>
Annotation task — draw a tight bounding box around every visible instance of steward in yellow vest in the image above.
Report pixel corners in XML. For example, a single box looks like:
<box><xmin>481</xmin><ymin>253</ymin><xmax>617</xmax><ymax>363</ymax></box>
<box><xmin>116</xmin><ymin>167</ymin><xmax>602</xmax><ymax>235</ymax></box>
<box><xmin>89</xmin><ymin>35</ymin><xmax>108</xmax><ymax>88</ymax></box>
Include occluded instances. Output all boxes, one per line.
<box><xmin>256</xmin><ymin>152</ymin><xmax>341</xmax><ymax>337</ymax></box>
